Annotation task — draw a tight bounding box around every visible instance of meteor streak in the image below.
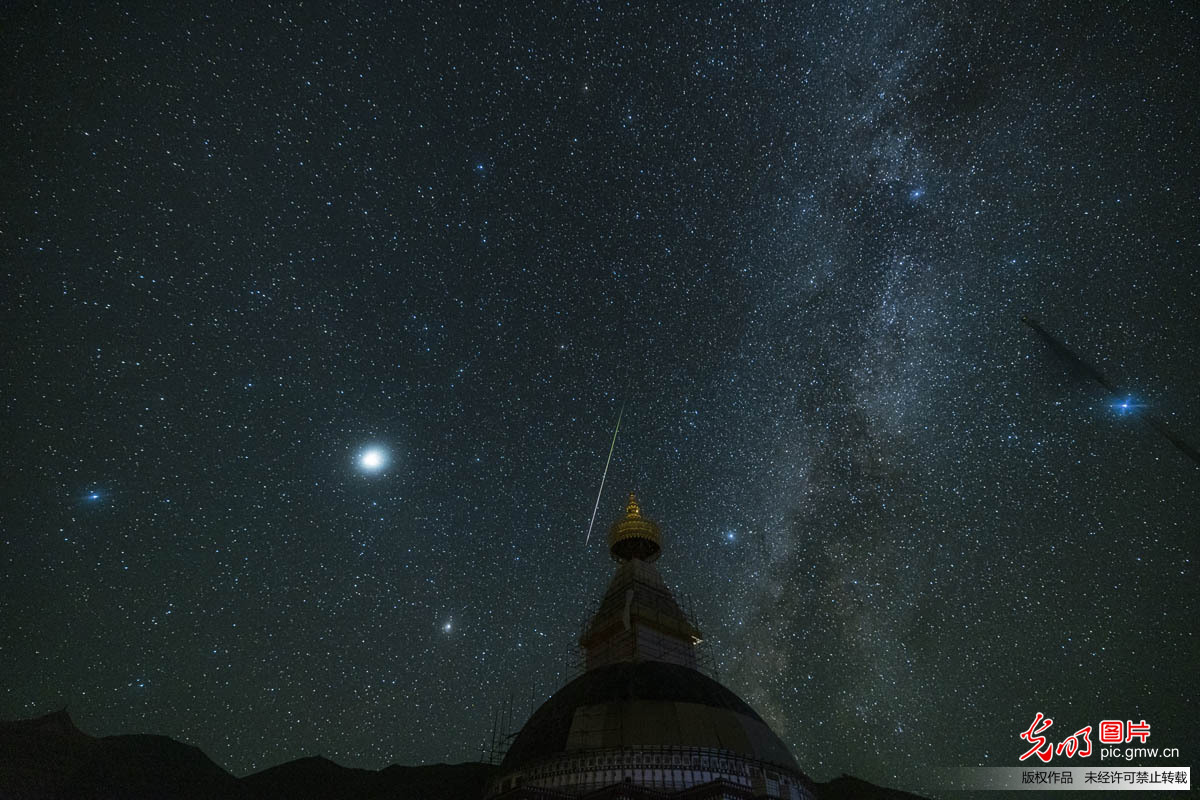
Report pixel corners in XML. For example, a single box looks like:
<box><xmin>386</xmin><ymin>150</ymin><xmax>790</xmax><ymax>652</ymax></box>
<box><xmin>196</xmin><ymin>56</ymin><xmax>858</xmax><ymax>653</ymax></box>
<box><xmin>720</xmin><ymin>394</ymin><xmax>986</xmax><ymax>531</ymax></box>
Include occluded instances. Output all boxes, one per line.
<box><xmin>585</xmin><ymin>404</ymin><xmax>623</xmax><ymax>546</ymax></box>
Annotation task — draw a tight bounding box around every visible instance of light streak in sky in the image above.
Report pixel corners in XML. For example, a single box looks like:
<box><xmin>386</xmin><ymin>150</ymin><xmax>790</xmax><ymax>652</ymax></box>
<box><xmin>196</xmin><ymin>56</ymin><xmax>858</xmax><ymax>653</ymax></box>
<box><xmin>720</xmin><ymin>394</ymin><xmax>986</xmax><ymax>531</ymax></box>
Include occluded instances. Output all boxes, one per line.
<box><xmin>585</xmin><ymin>404</ymin><xmax>623</xmax><ymax>547</ymax></box>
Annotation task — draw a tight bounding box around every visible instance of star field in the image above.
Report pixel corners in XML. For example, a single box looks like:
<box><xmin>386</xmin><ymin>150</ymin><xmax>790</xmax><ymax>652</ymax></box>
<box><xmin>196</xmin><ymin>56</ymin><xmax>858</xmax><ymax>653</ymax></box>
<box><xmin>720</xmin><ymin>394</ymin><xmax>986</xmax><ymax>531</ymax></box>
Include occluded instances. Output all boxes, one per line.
<box><xmin>3</xmin><ymin>3</ymin><xmax>1198</xmax><ymax>797</ymax></box>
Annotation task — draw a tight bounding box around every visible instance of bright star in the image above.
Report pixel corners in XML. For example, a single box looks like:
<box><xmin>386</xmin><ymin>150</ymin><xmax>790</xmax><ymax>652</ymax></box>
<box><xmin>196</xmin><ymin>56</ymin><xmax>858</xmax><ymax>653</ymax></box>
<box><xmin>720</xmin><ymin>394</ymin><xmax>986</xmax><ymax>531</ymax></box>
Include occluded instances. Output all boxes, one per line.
<box><xmin>442</xmin><ymin>621</ymin><xmax>453</xmax><ymax>633</ymax></box>
<box><xmin>1114</xmin><ymin>396</ymin><xmax>1141</xmax><ymax>415</ymax></box>
<box><xmin>359</xmin><ymin>447</ymin><xmax>387</xmax><ymax>472</ymax></box>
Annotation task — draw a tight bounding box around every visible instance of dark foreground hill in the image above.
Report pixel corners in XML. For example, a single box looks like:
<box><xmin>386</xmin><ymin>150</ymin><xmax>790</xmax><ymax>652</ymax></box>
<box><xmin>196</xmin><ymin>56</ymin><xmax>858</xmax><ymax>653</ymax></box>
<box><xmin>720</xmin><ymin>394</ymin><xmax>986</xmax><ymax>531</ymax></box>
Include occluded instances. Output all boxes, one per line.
<box><xmin>0</xmin><ymin>711</ymin><xmax>928</xmax><ymax>800</ymax></box>
<box><xmin>243</xmin><ymin>755</ymin><xmax>496</xmax><ymax>800</ymax></box>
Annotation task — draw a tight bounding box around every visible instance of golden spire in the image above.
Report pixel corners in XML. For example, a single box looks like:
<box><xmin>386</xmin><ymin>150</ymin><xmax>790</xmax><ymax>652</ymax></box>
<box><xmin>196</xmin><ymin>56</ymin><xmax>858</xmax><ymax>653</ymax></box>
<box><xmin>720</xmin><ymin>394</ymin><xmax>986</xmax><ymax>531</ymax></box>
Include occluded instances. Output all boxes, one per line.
<box><xmin>625</xmin><ymin>492</ymin><xmax>641</xmax><ymax>518</ymax></box>
<box><xmin>608</xmin><ymin>491</ymin><xmax>662</xmax><ymax>562</ymax></box>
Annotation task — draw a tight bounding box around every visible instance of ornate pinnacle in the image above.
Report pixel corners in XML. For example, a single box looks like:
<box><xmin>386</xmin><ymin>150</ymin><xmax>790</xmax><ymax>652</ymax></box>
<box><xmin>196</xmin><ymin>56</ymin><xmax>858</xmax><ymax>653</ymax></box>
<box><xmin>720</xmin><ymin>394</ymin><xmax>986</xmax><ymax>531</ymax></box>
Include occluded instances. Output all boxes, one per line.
<box><xmin>608</xmin><ymin>491</ymin><xmax>661</xmax><ymax>563</ymax></box>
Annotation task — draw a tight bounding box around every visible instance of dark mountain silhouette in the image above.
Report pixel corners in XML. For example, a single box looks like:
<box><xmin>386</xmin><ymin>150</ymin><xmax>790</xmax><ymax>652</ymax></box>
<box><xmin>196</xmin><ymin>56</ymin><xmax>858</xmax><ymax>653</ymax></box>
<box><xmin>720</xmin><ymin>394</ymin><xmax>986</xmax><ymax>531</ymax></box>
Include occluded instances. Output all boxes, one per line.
<box><xmin>0</xmin><ymin>710</ymin><xmax>250</xmax><ymax>799</ymax></box>
<box><xmin>1</xmin><ymin>711</ymin><xmax>931</xmax><ymax>800</ymax></box>
<box><xmin>0</xmin><ymin>711</ymin><xmax>495</xmax><ymax>800</ymax></box>
<box><xmin>243</xmin><ymin>755</ymin><xmax>496</xmax><ymax>800</ymax></box>
<box><xmin>818</xmin><ymin>774</ymin><xmax>934</xmax><ymax>800</ymax></box>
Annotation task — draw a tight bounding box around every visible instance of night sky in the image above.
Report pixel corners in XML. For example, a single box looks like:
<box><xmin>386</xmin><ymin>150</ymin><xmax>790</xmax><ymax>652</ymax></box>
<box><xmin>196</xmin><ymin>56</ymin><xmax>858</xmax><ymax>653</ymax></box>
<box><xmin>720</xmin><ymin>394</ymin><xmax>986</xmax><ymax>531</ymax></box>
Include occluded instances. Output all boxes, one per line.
<box><xmin>3</xmin><ymin>2</ymin><xmax>1198</xmax><ymax>797</ymax></box>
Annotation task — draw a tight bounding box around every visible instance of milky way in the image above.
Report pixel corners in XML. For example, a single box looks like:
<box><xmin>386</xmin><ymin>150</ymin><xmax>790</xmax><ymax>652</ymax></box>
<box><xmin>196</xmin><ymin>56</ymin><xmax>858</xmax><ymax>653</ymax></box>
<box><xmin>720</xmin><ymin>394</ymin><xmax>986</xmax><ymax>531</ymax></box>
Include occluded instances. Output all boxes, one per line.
<box><xmin>3</xmin><ymin>3</ymin><xmax>1197</xmax><ymax>796</ymax></box>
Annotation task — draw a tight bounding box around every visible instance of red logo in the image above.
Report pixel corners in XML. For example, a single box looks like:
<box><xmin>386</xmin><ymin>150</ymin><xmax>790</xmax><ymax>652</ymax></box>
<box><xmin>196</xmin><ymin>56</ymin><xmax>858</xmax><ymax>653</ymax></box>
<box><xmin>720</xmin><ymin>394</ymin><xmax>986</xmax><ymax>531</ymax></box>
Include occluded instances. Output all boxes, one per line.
<box><xmin>1099</xmin><ymin>720</ymin><xmax>1124</xmax><ymax>744</ymax></box>
<box><xmin>1022</xmin><ymin>715</ymin><xmax>1149</xmax><ymax>762</ymax></box>
<box><xmin>1019</xmin><ymin>713</ymin><xmax>1055</xmax><ymax>762</ymax></box>
<box><xmin>1127</xmin><ymin>720</ymin><xmax>1151</xmax><ymax>744</ymax></box>
<box><xmin>1054</xmin><ymin>727</ymin><xmax>1092</xmax><ymax>758</ymax></box>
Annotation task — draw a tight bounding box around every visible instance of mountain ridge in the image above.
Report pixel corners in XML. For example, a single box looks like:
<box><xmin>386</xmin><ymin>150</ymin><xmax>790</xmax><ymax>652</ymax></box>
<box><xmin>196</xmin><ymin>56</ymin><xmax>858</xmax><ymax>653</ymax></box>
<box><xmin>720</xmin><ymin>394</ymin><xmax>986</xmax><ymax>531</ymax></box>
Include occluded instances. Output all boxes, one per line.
<box><xmin>0</xmin><ymin>710</ymin><xmax>930</xmax><ymax>799</ymax></box>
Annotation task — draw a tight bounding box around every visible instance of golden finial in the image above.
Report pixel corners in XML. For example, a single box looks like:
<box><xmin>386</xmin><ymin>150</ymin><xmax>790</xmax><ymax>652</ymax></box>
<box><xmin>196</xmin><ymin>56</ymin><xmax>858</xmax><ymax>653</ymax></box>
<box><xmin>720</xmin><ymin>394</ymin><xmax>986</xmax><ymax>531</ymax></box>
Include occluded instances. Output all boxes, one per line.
<box><xmin>609</xmin><ymin>491</ymin><xmax>660</xmax><ymax>562</ymax></box>
<box><xmin>625</xmin><ymin>492</ymin><xmax>641</xmax><ymax>518</ymax></box>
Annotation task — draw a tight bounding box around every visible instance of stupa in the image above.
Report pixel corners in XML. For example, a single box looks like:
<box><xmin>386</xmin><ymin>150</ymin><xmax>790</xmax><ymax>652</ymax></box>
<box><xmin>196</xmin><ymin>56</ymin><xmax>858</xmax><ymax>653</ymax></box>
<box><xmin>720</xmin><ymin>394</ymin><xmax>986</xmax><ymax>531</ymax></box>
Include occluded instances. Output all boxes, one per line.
<box><xmin>485</xmin><ymin>493</ymin><xmax>815</xmax><ymax>799</ymax></box>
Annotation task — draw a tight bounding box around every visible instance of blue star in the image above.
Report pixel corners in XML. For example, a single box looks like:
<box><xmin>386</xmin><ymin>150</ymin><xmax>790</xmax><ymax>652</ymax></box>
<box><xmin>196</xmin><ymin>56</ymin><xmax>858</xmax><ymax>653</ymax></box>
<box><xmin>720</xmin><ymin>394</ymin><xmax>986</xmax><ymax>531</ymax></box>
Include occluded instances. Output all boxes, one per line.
<box><xmin>1113</xmin><ymin>396</ymin><xmax>1142</xmax><ymax>415</ymax></box>
<box><xmin>908</xmin><ymin>187</ymin><xmax>924</xmax><ymax>201</ymax></box>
